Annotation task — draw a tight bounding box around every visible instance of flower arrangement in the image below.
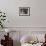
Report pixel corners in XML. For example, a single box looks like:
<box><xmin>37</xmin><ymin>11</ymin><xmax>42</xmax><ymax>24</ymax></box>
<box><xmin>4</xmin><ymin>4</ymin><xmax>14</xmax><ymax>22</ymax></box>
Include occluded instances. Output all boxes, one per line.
<box><xmin>0</xmin><ymin>10</ymin><xmax>6</xmax><ymax>28</ymax></box>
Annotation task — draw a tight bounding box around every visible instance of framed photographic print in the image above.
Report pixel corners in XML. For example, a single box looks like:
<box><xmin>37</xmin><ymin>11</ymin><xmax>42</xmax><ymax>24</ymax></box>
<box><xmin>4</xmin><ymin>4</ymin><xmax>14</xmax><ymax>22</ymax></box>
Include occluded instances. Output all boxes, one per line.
<box><xmin>19</xmin><ymin>7</ymin><xmax>30</xmax><ymax>16</ymax></box>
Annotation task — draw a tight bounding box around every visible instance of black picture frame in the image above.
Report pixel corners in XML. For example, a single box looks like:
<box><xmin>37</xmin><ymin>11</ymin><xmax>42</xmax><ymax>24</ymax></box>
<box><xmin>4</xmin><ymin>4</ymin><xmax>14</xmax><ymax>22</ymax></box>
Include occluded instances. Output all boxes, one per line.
<box><xmin>19</xmin><ymin>7</ymin><xmax>30</xmax><ymax>16</ymax></box>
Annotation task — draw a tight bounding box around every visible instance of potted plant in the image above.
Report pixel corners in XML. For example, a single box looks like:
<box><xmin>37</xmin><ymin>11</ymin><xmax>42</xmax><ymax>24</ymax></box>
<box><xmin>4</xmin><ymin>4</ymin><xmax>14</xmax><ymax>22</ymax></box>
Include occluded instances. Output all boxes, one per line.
<box><xmin>0</xmin><ymin>10</ymin><xmax>6</xmax><ymax>28</ymax></box>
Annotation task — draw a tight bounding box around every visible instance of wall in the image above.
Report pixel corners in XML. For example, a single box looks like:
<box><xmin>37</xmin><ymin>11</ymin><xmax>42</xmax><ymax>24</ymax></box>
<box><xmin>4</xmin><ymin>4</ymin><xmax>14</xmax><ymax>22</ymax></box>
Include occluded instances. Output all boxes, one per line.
<box><xmin>0</xmin><ymin>0</ymin><xmax>46</xmax><ymax>46</ymax></box>
<box><xmin>0</xmin><ymin>0</ymin><xmax>46</xmax><ymax>27</ymax></box>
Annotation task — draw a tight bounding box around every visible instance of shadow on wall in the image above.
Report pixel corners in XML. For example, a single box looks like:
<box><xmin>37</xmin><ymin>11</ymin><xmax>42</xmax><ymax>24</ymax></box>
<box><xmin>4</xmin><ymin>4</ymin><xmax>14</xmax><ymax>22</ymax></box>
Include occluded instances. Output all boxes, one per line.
<box><xmin>13</xmin><ymin>40</ymin><xmax>21</xmax><ymax>46</ymax></box>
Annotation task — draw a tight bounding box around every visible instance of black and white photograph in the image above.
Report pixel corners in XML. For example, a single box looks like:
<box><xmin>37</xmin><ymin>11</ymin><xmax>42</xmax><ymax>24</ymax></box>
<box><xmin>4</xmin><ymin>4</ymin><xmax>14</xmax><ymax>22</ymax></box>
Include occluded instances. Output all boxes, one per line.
<box><xmin>19</xmin><ymin>7</ymin><xmax>30</xmax><ymax>16</ymax></box>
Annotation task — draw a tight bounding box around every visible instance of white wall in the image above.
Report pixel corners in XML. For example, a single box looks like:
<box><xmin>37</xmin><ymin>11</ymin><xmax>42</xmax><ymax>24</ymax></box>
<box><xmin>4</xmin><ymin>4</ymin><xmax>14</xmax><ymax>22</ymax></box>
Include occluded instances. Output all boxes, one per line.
<box><xmin>0</xmin><ymin>1</ymin><xmax>46</xmax><ymax>46</ymax></box>
<box><xmin>0</xmin><ymin>0</ymin><xmax>46</xmax><ymax>27</ymax></box>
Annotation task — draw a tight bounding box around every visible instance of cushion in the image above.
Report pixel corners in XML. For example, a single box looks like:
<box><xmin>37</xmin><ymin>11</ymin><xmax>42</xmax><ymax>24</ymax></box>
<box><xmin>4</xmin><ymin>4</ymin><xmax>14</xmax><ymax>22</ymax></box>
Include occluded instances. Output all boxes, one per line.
<box><xmin>20</xmin><ymin>35</ymin><xmax>37</xmax><ymax>43</ymax></box>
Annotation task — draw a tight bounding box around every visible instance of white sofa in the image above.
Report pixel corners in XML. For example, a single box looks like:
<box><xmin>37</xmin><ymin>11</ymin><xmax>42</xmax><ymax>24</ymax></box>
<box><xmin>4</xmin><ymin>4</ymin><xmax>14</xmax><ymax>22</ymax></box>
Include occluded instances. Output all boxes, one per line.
<box><xmin>20</xmin><ymin>34</ymin><xmax>45</xmax><ymax>46</ymax></box>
